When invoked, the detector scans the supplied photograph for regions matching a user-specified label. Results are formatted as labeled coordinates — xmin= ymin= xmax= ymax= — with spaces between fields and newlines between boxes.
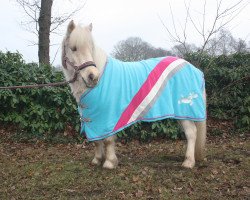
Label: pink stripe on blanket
xmin=113 ymin=56 xmax=178 ymax=131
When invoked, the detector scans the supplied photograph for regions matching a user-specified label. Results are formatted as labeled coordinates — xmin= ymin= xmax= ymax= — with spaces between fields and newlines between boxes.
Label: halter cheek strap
xmin=63 ymin=57 xmax=97 ymax=85
xmin=62 ymin=40 xmax=97 ymax=86
xmin=63 ymin=55 xmax=96 ymax=71
xmin=62 ymin=41 xmax=96 ymax=71
xmin=75 ymin=61 xmax=96 ymax=71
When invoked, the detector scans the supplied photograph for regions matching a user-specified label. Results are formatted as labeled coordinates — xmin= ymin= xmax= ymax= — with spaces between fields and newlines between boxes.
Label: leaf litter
xmin=0 ymin=127 xmax=249 ymax=199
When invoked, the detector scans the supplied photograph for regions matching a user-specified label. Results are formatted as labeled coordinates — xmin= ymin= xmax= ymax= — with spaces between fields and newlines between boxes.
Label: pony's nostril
xmin=88 ymin=73 xmax=94 ymax=81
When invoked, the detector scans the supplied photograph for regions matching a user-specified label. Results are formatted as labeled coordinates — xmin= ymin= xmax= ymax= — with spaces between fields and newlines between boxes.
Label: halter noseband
xmin=63 ymin=56 xmax=96 ymax=71
xmin=62 ymin=47 xmax=97 ymax=84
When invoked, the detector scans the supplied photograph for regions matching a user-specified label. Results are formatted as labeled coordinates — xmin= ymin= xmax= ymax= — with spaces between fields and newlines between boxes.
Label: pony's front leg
xmin=180 ymin=120 xmax=197 ymax=168
xmin=91 ymin=140 xmax=105 ymax=166
xmin=103 ymin=135 xmax=118 ymax=169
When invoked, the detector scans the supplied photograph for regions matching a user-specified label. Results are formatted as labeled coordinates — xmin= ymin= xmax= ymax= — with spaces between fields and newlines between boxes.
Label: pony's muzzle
xmin=88 ymin=73 xmax=99 ymax=86
xmin=80 ymin=68 xmax=100 ymax=88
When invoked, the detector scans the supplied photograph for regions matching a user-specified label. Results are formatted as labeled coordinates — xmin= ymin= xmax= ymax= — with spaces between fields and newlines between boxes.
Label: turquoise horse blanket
xmin=78 ymin=56 xmax=206 ymax=141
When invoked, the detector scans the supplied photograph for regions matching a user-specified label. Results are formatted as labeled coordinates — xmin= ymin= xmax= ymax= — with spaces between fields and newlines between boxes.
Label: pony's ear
xmin=67 ymin=20 xmax=75 ymax=35
xmin=88 ymin=23 xmax=93 ymax=32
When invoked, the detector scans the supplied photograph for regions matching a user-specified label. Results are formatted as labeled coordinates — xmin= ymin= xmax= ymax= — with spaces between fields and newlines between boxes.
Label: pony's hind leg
xmin=194 ymin=121 xmax=206 ymax=161
xmin=180 ymin=120 xmax=197 ymax=168
xmin=91 ymin=140 xmax=105 ymax=166
xmin=103 ymin=135 xmax=118 ymax=169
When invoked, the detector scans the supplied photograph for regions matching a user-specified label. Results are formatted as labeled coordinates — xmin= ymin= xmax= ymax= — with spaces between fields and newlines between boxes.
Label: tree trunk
xmin=38 ymin=0 xmax=53 ymax=65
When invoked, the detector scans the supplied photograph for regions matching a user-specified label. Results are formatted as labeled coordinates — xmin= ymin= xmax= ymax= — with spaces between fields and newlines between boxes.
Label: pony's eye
xmin=71 ymin=46 xmax=77 ymax=51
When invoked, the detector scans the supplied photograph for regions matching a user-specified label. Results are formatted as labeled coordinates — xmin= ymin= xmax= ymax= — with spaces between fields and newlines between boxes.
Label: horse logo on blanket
xmin=78 ymin=56 xmax=206 ymax=141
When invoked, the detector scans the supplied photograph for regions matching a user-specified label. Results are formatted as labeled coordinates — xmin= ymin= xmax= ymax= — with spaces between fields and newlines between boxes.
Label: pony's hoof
xmin=182 ymin=159 xmax=195 ymax=169
xmin=103 ymin=160 xmax=117 ymax=169
xmin=91 ymin=157 xmax=102 ymax=166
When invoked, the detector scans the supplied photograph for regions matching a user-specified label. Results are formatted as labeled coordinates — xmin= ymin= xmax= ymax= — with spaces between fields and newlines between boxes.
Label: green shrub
xmin=185 ymin=52 xmax=250 ymax=132
xmin=0 ymin=51 xmax=79 ymax=138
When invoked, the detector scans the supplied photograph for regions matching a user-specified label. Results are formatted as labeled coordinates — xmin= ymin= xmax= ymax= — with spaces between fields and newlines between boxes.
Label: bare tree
xmin=38 ymin=0 xmax=52 ymax=65
xmin=204 ymin=29 xmax=249 ymax=55
xmin=233 ymin=38 xmax=248 ymax=53
xmin=172 ymin=43 xmax=197 ymax=57
xmin=16 ymin=0 xmax=85 ymax=65
xmin=160 ymin=0 xmax=248 ymax=60
xmin=112 ymin=37 xmax=172 ymax=62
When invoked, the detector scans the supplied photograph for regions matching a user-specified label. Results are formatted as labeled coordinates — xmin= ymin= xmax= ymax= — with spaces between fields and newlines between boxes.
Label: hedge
xmin=185 ymin=53 xmax=250 ymax=131
xmin=0 ymin=52 xmax=79 ymax=140
xmin=0 ymin=51 xmax=249 ymax=141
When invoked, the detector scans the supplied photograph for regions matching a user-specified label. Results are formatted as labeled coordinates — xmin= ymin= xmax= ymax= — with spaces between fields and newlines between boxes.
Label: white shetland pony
xmin=62 ymin=21 xmax=206 ymax=169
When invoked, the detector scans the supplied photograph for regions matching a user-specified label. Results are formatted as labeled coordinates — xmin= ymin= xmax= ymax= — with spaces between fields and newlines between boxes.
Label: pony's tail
xmin=194 ymin=120 xmax=206 ymax=160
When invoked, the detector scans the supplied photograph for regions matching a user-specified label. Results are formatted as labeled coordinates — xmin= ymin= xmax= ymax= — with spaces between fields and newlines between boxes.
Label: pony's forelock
xmin=69 ymin=25 xmax=94 ymax=51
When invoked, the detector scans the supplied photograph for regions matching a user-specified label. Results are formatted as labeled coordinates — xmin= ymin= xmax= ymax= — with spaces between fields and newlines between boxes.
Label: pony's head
xmin=62 ymin=20 xmax=99 ymax=88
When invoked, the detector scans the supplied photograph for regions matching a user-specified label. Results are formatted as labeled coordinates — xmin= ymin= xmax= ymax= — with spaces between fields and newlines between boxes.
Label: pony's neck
xmin=93 ymin=45 xmax=107 ymax=72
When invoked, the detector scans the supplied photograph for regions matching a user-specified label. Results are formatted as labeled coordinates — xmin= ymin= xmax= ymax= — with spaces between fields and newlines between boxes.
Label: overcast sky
xmin=0 ymin=0 xmax=249 ymax=66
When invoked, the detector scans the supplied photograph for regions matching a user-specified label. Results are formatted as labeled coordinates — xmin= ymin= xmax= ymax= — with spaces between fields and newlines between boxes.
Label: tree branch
xmin=160 ymin=0 xmax=248 ymax=59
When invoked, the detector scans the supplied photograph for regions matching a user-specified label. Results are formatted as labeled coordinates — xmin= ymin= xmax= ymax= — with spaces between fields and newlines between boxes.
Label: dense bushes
xmin=185 ymin=53 xmax=250 ymax=132
xmin=0 ymin=51 xmax=249 ymax=142
xmin=0 ymin=51 xmax=79 ymax=139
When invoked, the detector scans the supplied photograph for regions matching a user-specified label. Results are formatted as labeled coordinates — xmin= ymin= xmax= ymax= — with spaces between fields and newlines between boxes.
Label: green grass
xmin=0 ymin=134 xmax=249 ymax=199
